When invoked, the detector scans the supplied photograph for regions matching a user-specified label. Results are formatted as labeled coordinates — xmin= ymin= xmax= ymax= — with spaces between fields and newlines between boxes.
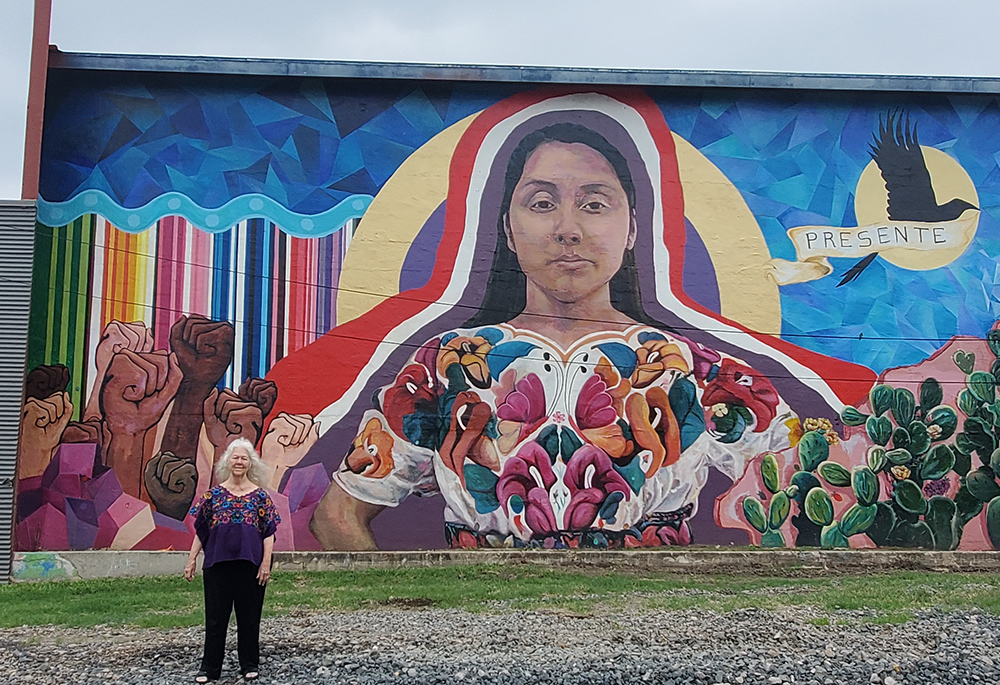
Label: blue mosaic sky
xmin=38 ymin=74 xmax=1000 ymax=372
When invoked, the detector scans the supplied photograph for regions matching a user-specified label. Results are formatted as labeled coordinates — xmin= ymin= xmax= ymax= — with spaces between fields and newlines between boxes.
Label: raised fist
xmin=100 ymin=349 xmax=183 ymax=435
xmin=86 ymin=321 xmax=154 ymax=420
xmin=261 ymin=412 xmax=318 ymax=488
xmin=25 ymin=365 xmax=70 ymax=400
xmin=203 ymin=388 xmax=264 ymax=451
xmin=61 ymin=417 xmax=106 ymax=446
xmin=239 ymin=378 xmax=277 ymax=419
xmin=169 ymin=315 xmax=234 ymax=390
xmin=144 ymin=450 xmax=198 ymax=520
xmin=19 ymin=392 xmax=73 ymax=479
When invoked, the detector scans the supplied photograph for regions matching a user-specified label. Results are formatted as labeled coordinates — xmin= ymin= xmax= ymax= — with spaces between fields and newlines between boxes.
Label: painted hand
xmin=261 ymin=412 xmax=318 ymax=487
xmin=61 ymin=417 xmax=106 ymax=446
xmin=144 ymin=450 xmax=198 ymax=520
xmin=203 ymin=388 xmax=264 ymax=452
xmin=239 ymin=377 xmax=277 ymax=420
xmin=19 ymin=392 xmax=73 ymax=479
xmin=87 ymin=321 xmax=154 ymax=420
xmin=101 ymin=349 xmax=183 ymax=435
xmin=25 ymin=364 xmax=70 ymax=400
xmin=169 ymin=315 xmax=234 ymax=391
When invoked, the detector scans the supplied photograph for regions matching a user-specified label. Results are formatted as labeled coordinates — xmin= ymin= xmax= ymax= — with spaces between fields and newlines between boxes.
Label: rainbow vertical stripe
xmin=27 ymin=215 xmax=359 ymax=417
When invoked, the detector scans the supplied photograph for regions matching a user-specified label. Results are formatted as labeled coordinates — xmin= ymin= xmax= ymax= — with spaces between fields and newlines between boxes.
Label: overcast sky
xmin=4 ymin=0 xmax=1000 ymax=200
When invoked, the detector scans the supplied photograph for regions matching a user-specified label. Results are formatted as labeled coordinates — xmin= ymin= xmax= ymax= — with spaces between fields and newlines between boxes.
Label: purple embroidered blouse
xmin=190 ymin=486 xmax=280 ymax=569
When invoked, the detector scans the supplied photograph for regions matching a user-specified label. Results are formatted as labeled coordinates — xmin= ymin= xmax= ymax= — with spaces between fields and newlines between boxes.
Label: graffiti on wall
xmin=16 ymin=71 xmax=1000 ymax=552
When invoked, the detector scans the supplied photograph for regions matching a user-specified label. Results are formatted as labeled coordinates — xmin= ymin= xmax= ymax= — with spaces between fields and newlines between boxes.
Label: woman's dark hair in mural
xmin=464 ymin=122 xmax=660 ymax=329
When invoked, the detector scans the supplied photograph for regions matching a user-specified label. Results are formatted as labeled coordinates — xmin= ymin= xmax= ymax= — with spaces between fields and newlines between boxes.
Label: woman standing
xmin=184 ymin=438 xmax=280 ymax=682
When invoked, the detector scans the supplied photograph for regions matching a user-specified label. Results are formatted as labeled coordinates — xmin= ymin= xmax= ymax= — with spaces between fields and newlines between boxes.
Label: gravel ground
xmin=1 ymin=601 xmax=998 ymax=685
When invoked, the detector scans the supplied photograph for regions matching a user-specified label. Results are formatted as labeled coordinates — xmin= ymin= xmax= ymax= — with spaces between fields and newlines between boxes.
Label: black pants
xmin=201 ymin=560 xmax=267 ymax=678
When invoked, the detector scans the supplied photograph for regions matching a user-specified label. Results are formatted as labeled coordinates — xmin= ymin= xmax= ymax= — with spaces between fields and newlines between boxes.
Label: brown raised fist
xmin=100 ymin=349 xmax=183 ymax=435
xmin=61 ymin=418 xmax=106 ymax=446
xmin=25 ymin=365 xmax=70 ymax=400
xmin=239 ymin=377 xmax=277 ymax=419
xmin=203 ymin=388 xmax=264 ymax=452
xmin=144 ymin=450 xmax=198 ymax=520
xmin=19 ymin=392 xmax=73 ymax=479
xmin=169 ymin=315 xmax=234 ymax=391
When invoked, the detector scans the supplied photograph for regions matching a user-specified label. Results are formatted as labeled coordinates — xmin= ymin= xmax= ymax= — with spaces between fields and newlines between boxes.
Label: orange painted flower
xmin=343 ymin=418 xmax=395 ymax=478
xmin=595 ymin=357 xmax=631 ymax=415
xmin=786 ymin=418 xmax=804 ymax=447
xmin=437 ymin=336 xmax=492 ymax=389
xmin=630 ymin=339 xmax=689 ymax=389
xmin=626 ymin=386 xmax=682 ymax=474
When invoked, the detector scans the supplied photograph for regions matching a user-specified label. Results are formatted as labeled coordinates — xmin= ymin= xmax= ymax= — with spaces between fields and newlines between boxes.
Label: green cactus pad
xmin=742 ymin=497 xmax=768 ymax=534
xmin=966 ymin=466 xmax=1000 ymax=503
xmin=893 ymin=479 xmax=927 ymax=515
xmin=820 ymin=521 xmax=849 ymax=549
xmin=869 ymin=384 xmax=894 ymax=418
xmin=804 ymin=487 xmax=834 ymax=526
xmin=968 ymin=371 xmax=997 ymax=404
xmin=817 ymin=461 xmax=851 ymax=488
xmin=925 ymin=496 xmax=958 ymax=551
xmin=768 ymin=491 xmax=791 ymax=529
xmin=924 ymin=405 xmax=958 ymax=441
xmin=886 ymin=448 xmax=912 ymax=466
xmin=840 ymin=503 xmax=878 ymax=537
xmin=892 ymin=387 xmax=916 ymax=426
xmin=798 ymin=431 xmax=829 ymax=472
xmin=852 ymin=466 xmax=880 ymax=506
xmin=920 ymin=444 xmax=955 ymax=481
xmin=840 ymin=406 xmax=869 ymax=427
xmin=866 ymin=415 xmax=892 ymax=446
xmin=760 ymin=453 xmax=780 ymax=495
xmin=760 ymin=529 xmax=785 ymax=548
xmin=866 ymin=446 xmax=887 ymax=472
xmin=919 ymin=378 xmax=944 ymax=413
xmin=907 ymin=421 xmax=932 ymax=456
xmin=987 ymin=496 xmax=1000 ymax=550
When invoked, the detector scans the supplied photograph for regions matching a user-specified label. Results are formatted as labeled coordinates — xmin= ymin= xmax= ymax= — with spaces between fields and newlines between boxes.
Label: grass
xmin=1 ymin=566 xmax=999 ymax=630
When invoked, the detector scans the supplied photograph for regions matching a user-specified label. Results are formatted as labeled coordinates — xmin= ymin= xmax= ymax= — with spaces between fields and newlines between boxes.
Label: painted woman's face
xmin=505 ymin=141 xmax=636 ymax=305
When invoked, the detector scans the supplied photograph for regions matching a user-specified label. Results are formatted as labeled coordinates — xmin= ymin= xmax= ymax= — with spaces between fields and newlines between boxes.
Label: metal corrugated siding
xmin=0 ymin=201 xmax=36 ymax=584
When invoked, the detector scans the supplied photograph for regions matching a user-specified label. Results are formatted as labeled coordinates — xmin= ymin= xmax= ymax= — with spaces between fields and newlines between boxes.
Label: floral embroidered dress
xmin=190 ymin=487 xmax=281 ymax=568
xmin=334 ymin=324 xmax=794 ymax=549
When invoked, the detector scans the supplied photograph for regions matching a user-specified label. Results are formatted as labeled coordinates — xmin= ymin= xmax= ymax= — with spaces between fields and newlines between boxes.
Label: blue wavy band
xmin=36 ymin=191 xmax=374 ymax=238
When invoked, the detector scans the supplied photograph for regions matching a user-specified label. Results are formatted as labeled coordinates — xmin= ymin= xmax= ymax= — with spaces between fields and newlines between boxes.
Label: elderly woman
xmin=184 ymin=438 xmax=280 ymax=683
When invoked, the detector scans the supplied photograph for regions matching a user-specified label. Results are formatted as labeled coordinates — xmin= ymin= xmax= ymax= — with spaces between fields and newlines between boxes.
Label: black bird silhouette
xmin=837 ymin=112 xmax=978 ymax=286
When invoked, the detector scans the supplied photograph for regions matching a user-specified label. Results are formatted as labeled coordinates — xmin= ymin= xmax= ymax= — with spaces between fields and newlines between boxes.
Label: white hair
xmin=215 ymin=437 xmax=270 ymax=488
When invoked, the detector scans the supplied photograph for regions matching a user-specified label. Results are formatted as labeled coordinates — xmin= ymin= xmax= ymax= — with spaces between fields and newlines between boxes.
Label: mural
xmin=15 ymin=69 xmax=1000 ymax=552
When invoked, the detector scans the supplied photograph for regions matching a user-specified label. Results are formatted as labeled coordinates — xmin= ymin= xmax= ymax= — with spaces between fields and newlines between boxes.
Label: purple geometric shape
xmin=94 ymin=510 xmax=116 ymax=549
xmin=56 ymin=443 xmax=97 ymax=478
xmin=47 ymin=473 xmax=85 ymax=500
xmin=136 ymin=512 xmax=194 ymax=551
xmin=87 ymin=469 xmax=124 ymax=516
xmin=285 ymin=463 xmax=330 ymax=513
xmin=65 ymin=497 xmax=99 ymax=550
xmin=16 ymin=486 xmax=43 ymax=522
xmin=15 ymin=502 xmax=68 ymax=551
xmin=291 ymin=503 xmax=322 ymax=551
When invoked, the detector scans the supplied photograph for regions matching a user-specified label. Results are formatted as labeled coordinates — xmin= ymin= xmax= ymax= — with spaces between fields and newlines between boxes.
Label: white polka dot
xmin=352 ymin=198 xmax=367 ymax=210
xmin=127 ymin=215 xmax=140 ymax=227
xmin=83 ymin=194 xmax=98 ymax=207
xmin=167 ymin=198 xmax=182 ymax=210
xmin=301 ymin=218 xmax=314 ymax=230
xmin=249 ymin=198 xmax=264 ymax=211
xmin=205 ymin=214 xmax=220 ymax=227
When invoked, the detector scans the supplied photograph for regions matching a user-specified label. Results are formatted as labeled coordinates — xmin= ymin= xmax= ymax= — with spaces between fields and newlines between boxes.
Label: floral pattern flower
xmin=496 ymin=372 xmax=546 ymax=453
xmin=497 ymin=442 xmax=558 ymax=535
xmin=563 ymin=446 xmax=631 ymax=530
xmin=701 ymin=359 xmax=780 ymax=432
xmin=575 ymin=374 xmax=629 ymax=458
xmin=437 ymin=336 xmax=492 ymax=389
xmin=625 ymin=386 xmax=681 ymax=474
xmin=630 ymin=339 xmax=688 ymax=388
xmin=440 ymin=390 xmax=498 ymax=486
xmin=344 ymin=418 xmax=395 ymax=478
xmin=382 ymin=364 xmax=438 ymax=438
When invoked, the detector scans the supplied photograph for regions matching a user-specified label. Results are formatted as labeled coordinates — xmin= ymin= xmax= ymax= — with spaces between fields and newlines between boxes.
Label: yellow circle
xmin=854 ymin=146 xmax=979 ymax=270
